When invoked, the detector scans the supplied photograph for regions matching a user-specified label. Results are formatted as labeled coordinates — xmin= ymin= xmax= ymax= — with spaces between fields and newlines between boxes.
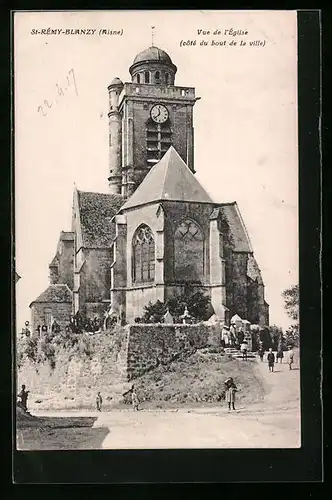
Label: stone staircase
xmin=224 ymin=347 xmax=257 ymax=360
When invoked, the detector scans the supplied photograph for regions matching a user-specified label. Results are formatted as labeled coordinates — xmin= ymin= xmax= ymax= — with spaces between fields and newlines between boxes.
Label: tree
xmin=284 ymin=324 xmax=299 ymax=348
xmin=282 ymin=284 xmax=299 ymax=347
xmin=282 ymin=284 xmax=299 ymax=321
xmin=142 ymin=300 xmax=166 ymax=323
xmin=269 ymin=325 xmax=284 ymax=350
xmin=142 ymin=290 xmax=212 ymax=323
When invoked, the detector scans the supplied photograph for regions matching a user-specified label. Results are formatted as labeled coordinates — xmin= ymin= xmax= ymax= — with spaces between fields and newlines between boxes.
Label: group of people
xmin=96 ymin=386 xmax=140 ymax=412
xmin=263 ymin=346 xmax=295 ymax=372
xmin=221 ymin=325 xmax=243 ymax=349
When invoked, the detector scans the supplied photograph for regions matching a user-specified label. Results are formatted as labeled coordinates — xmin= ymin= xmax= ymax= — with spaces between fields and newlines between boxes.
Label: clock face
xmin=150 ymin=104 xmax=169 ymax=124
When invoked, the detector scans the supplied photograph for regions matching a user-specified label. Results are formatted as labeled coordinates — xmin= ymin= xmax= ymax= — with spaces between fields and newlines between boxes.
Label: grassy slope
xmin=132 ymin=348 xmax=265 ymax=409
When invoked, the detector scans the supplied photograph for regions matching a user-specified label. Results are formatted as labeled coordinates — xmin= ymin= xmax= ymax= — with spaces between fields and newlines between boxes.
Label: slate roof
xmin=121 ymin=146 xmax=213 ymax=211
xmin=30 ymin=284 xmax=72 ymax=306
xmin=77 ymin=190 xmax=124 ymax=248
xmin=211 ymin=204 xmax=253 ymax=253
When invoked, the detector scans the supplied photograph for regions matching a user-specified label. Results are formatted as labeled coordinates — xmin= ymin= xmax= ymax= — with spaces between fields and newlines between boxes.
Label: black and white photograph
xmin=14 ymin=10 xmax=301 ymax=451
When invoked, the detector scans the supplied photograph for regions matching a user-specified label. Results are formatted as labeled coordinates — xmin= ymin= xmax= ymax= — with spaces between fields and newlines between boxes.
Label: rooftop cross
xmin=151 ymin=26 xmax=155 ymax=46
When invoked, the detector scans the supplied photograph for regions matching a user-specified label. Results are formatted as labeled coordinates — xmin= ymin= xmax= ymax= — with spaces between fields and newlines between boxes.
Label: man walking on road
xmin=267 ymin=348 xmax=275 ymax=372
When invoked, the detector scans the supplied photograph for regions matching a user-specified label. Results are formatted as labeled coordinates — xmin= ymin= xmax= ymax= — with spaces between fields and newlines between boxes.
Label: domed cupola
xmin=129 ymin=46 xmax=177 ymax=86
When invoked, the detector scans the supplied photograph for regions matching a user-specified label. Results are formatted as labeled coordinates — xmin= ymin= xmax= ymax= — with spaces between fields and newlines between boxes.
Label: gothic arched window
xmin=137 ymin=74 xmax=140 ymax=83
xmin=174 ymin=219 xmax=204 ymax=282
xmin=144 ymin=71 xmax=150 ymax=84
xmin=132 ymin=225 xmax=155 ymax=283
xmin=155 ymin=71 xmax=160 ymax=84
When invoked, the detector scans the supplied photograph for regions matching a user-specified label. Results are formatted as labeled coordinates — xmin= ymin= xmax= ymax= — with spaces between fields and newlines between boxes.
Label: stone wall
xmin=58 ymin=239 xmax=74 ymax=290
xmin=31 ymin=302 xmax=72 ymax=334
xmin=125 ymin=323 xmax=221 ymax=379
xmin=17 ymin=323 xmax=223 ymax=409
xmin=17 ymin=327 xmax=131 ymax=410
xmin=77 ymin=248 xmax=112 ymax=316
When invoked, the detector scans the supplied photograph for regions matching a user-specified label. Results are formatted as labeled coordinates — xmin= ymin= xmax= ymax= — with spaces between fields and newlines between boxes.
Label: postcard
xmin=14 ymin=10 xmax=301 ymax=452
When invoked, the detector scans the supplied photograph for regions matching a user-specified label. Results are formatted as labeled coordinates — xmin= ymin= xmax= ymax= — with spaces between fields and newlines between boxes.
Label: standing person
xmin=267 ymin=348 xmax=275 ymax=372
xmin=223 ymin=330 xmax=229 ymax=347
xmin=224 ymin=377 xmax=237 ymax=411
xmin=96 ymin=392 xmax=103 ymax=412
xmin=276 ymin=347 xmax=284 ymax=364
xmin=240 ymin=340 xmax=248 ymax=361
xmin=131 ymin=386 xmax=139 ymax=411
xmin=288 ymin=347 xmax=294 ymax=370
xmin=258 ymin=345 xmax=265 ymax=362
xmin=18 ymin=384 xmax=29 ymax=412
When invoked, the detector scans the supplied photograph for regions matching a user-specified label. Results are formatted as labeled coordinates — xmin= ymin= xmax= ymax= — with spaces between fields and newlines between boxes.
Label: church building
xmin=30 ymin=45 xmax=269 ymax=332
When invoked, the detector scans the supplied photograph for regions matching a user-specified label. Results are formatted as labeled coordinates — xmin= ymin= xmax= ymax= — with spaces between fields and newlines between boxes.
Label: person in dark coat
xmin=276 ymin=347 xmax=284 ymax=363
xmin=96 ymin=392 xmax=102 ymax=411
xmin=224 ymin=377 xmax=237 ymax=411
xmin=267 ymin=348 xmax=275 ymax=372
xmin=18 ymin=384 xmax=29 ymax=412
xmin=258 ymin=346 xmax=265 ymax=362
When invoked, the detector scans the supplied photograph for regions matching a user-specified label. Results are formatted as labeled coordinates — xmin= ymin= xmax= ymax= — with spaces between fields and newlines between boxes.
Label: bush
xmin=24 ymin=337 xmax=38 ymax=363
xmin=38 ymin=338 xmax=56 ymax=370
xmin=142 ymin=290 xmax=212 ymax=323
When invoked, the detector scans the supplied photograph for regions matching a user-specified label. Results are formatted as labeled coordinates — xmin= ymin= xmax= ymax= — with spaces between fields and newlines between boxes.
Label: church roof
xmin=30 ymin=284 xmax=72 ymax=306
xmin=132 ymin=46 xmax=173 ymax=66
xmin=77 ymin=190 xmax=124 ymax=248
xmin=109 ymin=77 xmax=123 ymax=86
xmin=211 ymin=204 xmax=253 ymax=253
xmin=120 ymin=146 xmax=214 ymax=211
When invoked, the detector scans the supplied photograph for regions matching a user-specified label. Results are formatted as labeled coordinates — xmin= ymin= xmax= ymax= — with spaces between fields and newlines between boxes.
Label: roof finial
xmin=151 ymin=26 xmax=155 ymax=47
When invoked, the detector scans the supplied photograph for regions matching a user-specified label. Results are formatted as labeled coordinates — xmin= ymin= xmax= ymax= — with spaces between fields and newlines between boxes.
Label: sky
xmin=14 ymin=10 xmax=298 ymax=331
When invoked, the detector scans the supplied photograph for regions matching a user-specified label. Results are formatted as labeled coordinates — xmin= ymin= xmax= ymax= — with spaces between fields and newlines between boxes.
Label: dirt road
xmin=27 ymin=357 xmax=300 ymax=449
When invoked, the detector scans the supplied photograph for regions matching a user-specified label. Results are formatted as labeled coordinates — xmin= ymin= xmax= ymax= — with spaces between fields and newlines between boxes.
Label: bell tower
xmin=107 ymin=46 xmax=198 ymax=198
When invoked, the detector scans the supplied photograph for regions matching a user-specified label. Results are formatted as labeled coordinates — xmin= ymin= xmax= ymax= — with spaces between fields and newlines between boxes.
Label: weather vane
xmin=151 ymin=26 xmax=155 ymax=46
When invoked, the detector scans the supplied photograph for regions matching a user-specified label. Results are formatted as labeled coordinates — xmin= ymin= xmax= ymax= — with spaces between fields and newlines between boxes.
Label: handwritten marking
xmin=37 ymin=68 xmax=78 ymax=117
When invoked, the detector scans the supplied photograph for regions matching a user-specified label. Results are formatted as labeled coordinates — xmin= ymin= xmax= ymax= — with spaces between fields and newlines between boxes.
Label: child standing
xmin=224 ymin=377 xmax=237 ymax=411
xmin=240 ymin=340 xmax=248 ymax=360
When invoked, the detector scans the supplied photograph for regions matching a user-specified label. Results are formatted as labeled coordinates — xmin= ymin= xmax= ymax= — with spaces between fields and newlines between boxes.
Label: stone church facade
xmin=30 ymin=45 xmax=269 ymax=332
